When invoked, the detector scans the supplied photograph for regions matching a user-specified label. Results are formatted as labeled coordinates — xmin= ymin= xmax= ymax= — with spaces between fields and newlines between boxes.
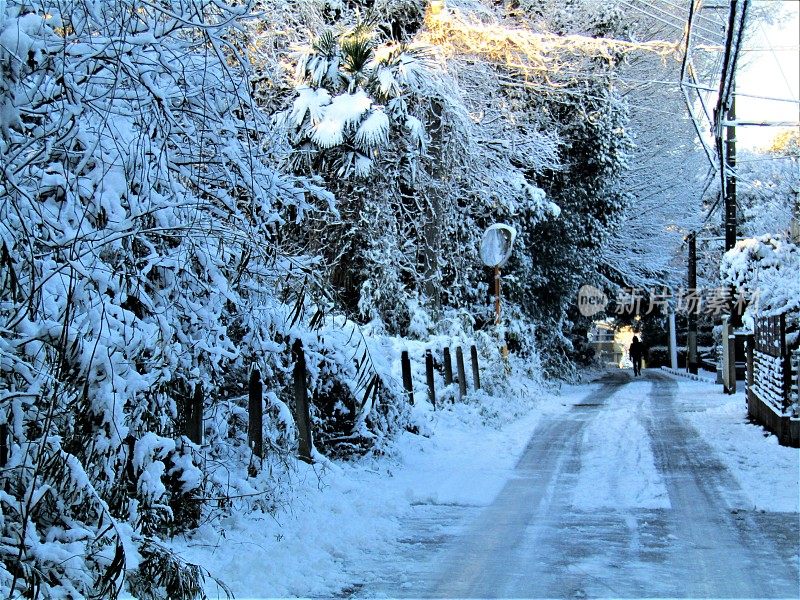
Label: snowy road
xmin=353 ymin=371 xmax=800 ymax=598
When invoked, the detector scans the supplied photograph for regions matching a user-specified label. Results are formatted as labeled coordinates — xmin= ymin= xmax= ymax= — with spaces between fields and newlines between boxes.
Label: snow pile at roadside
xmin=677 ymin=379 xmax=799 ymax=513
xmin=167 ymin=371 xmax=564 ymax=598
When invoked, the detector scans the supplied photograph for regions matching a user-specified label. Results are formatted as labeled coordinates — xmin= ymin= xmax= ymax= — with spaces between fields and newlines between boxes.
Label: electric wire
xmin=617 ymin=0 xmax=719 ymax=46
xmin=683 ymin=81 xmax=800 ymax=103
xmin=625 ymin=0 xmax=722 ymax=43
xmin=632 ymin=0 xmax=726 ymax=42
xmin=658 ymin=0 xmax=729 ymax=34
xmin=734 ymin=154 xmax=797 ymax=162
xmin=755 ymin=19 xmax=798 ymax=103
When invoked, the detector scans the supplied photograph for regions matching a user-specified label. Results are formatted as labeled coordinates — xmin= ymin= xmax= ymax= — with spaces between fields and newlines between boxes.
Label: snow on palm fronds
xmin=286 ymin=21 xmax=431 ymax=178
xmin=312 ymin=90 xmax=373 ymax=147
xmin=356 ymin=108 xmax=391 ymax=147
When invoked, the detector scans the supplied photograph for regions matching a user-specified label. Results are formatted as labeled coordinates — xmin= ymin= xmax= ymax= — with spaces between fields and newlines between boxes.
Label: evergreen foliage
xmin=0 ymin=0 xmax=743 ymax=594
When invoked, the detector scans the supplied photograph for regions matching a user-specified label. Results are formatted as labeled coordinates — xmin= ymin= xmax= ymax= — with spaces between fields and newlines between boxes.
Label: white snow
xmin=404 ymin=115 xmax=426 ymax=147
xmin=673 ymin=377 xmax=800 ymax=513
xmin=572 ymin=382 xmax=671 ymax=510
xmin=169 ymin=375 xmax=572 ymax=598
xmin=353 ymin=153 xmax=373 ymax=177
xmin=288 ymin=86 xmax=330 ymax=128
xmin=160 ymin=373 xmax=797 ymax=598
xmin=376 ymin=67 xmax=400 ymax=97
xmin=311 ymin=90 xmax=372 ymax=148
xmin=355 ymin=108 xmax=390 ymax=147
xmin=721 ymin=234 xmax=800 ymax=317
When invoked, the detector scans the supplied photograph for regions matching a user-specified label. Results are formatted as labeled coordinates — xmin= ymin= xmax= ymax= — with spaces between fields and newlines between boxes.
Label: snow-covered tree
xmin=696 ymin=130 xmax=800 ymax=296
xmin=0 ymin=0 xmax=340 ymax=595
xmin=281 ymin=19 xmax=438 ymax=331
xmin=718 ymin=132 xmax=800 ymax=325
xmin=269 ymin=0 xmax=706 ymax=373
xmin=721 ymin=235 xmax=800 ymax=319
xmin=738 ymin=132 xmax=799 ymax=240
xmin=590 ymin=0 xmax=714 ymax=292
xmin=278 ymin=11 xmax=564 ymax=336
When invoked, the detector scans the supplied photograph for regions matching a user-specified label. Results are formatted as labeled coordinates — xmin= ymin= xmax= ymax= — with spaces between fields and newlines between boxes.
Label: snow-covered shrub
xmin=0 ymin=0 xmax=329 ymax=595
xmin=721 ymin=234 xmax=800 ymax=319
xmin=126 ymin=537 xmax=232 ymax=600
xmin=299 ymin=314 xmax=414 ymax=457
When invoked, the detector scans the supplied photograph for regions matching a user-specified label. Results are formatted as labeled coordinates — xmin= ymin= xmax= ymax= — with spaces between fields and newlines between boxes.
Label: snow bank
xmin=676 ymin=379 xmax=799 ymax=513
xmin=169 ymin=370 xmax=560 ymax=598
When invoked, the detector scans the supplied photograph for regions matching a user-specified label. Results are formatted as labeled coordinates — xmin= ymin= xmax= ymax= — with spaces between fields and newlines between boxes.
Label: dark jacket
xmin=630 ymin=338 xmax=644 ymax=361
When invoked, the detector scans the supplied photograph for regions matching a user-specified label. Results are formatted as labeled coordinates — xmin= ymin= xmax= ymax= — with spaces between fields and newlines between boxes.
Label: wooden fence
xmin=400 ymin=344 xmax=482 ymax=408
xmin=746 ymin=314 xmax=799 ymax=447
xmin=0 ymin=341 xmax=485 ymax=470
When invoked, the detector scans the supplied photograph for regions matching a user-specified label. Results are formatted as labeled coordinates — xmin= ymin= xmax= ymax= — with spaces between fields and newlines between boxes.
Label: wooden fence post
xmin=470 ymin=345 xmax=481 ymax=390
xmin=186 ymin=382 xmax=204 ymax=444
xmin=425 ymin=349 xmax=436 ymax=409
xmin=401 ymin=350 xmax=414 ymax=405
xmin=0 ymin=423 xmax=7 ymax=467
xmin=780 ymin=314 xmax=792 ymax=408
xmin=456 ymin=347 xmax=467 ymax=400
xmin=443 ymin=347 xmax=453 ymax=386
xmin=293 ymin=339 xmax=313 ymax=463
xmin=744 ymin=334 xmax=754 ymax=407
xmin=248 ymin=369 xmax=263 ymax=459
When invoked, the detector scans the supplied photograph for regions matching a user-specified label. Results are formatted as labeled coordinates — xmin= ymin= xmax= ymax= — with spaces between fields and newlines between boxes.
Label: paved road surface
xmin=350 ymin=371 xmax=800 ymax=598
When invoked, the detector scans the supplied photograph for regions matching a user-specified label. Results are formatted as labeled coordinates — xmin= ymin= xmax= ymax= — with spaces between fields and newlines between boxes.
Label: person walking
xmin=630 ymin=336 xmax=644 ymax=376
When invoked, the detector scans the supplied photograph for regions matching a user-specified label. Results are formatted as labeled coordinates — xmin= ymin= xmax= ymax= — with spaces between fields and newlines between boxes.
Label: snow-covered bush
xmin=0 ymin=0 xmax=340 ymax=595
xmin=721 ymin=234 xmax=800 ymax=319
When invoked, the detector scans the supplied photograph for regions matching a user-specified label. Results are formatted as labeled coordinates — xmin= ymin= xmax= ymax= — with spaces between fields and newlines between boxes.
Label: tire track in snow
xmin=425 ymin=375 xmax=628 ymax=598
xmin=350 ymin=371 xmax=799 ymax=598
xmin=643 ymin=371 xmax=799 ymax=598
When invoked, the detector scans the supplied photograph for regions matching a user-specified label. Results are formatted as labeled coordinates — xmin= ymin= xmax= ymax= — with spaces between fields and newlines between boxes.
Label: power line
xmin=617 ymin=0 xmax=719 ymax=46
xmin=755 ymin=19 xmax=798 ymax=103
xmin=658 ymin=0 xmax=727 ymax=34
xmin=712 ymin=0 xmax=749 ymax=210
xmin=682 ymin=81 xmax=800 ymax=104
xmin=631 ymin=0 xmax=725 ymax=43
xmin=735 ymin=155 xmax=798 ymax=162
xmin=725 ymin=120 xmax=800 ymax=127
xmin=742 ymin=46 xmax=799 ymax=52
xmin=715 ymin=0 xmax=748 ymax=122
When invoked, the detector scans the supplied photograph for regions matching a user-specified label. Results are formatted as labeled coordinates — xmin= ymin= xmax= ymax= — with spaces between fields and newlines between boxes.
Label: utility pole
xmin=724 ymin=85 xmax=737 ymax=254
xmin=687 ymin=233 xmax=698 ymax=375
xmin=720 ymin=82 xmax=739 ymax=392
xmin=668 ymin=308 xmax=678 ymax=370
xmin=725 ymin=82 xmax=742 ymax=327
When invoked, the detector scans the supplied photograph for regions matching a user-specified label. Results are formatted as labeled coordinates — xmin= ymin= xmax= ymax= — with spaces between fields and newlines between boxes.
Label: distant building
xmin=588 ymin=321 xmax=625 ymax=368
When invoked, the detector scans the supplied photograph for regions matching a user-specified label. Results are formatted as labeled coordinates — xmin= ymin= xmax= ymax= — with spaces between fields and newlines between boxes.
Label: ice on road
xmin=353 ymin=371 xmax=800 ymax=598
